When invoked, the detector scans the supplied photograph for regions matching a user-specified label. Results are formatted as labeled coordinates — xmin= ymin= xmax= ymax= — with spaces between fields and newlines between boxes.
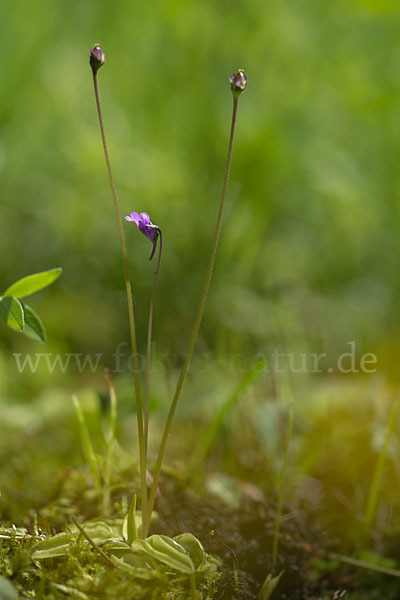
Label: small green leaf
xmin=258 ymin=571 xmax=283 ymax=600
xmin=103 ymin=539 xmax=135 ymax=555
xmin=70 ymin=521 xmax=114 ymax=545
xmin=0 ymin=576 xmax=18 ymax=600
xmin=32 ymin=532 xmax=74 ymax=560
xmin=173 ymin=533 xmax=206 ymax=570
xmin=112 ymin=555 xmax=167 ymax=580
xmin=126 ymin=494 xmax=139 ymax=544
xmin=0 ymin=296 xmax=24 ymax=332
xmin=21 ymin=304 xmax=46 ymax=342
xmin=131 ymin=535 xmax=195 ymax=574
xmin=3 ymin=268 xmax=62 ymax=299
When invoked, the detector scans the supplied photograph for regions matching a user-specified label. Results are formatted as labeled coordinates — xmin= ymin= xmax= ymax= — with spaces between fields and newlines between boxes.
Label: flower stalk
xmin=124 ymin=212 xmax=162 ymax=457
xmin=89 ymin=44 xmax=149 ymax=536
xmin=144 ymin=229 xmax=162 ymax=456
xmin=144 ymin=71 xmax=247 ymax=536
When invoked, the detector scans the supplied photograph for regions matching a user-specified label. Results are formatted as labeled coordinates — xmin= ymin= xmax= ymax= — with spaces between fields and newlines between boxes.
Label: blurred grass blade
xmin=258 ymin=571 xmax=283 ymax=599
xmin=3 ymin=268 xmax=62 ymax=299
xmin=72 ymin=395 xmax=101 ymax=493
xmin=363 ymin=397 xmax=400 ymax=532
xmin=328 ymin=552 xmax=400 ymax=578
xmin=0 ymin=296 xmax=24 ymax=332
xmin=272 ymin=408 xmax=293 ymax=567
xmin=103 ymin=375 xmax=117 ymax=512
xmin=21 ymin=303 xmax=46 ymax=342
xmin=188 ymin=360 xmax=266 ymax=473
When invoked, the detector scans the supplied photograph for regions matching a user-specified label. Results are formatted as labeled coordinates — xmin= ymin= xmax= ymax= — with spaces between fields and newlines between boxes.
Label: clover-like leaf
xmin=0 ymin=296 xmax=24 ymax=332
xmin=3 ymin=268 xmax=62 ymax=299
xmin=21 ymin=304 xmax=46 ymax=342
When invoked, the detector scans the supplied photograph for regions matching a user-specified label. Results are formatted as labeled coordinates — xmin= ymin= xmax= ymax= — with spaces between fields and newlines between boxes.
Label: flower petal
xmin=139 ymin=212 xmax=151 ymax=225
xmin=125 ymin=211 xmax=160 ymax=252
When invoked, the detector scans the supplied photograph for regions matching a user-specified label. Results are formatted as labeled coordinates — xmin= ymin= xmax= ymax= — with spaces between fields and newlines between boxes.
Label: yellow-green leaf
xmin=32 ymin=532 xmax=74 ymax=560
xmin=258 ymin=571 xmax=283 ymax=600
xmin=3 ymin=268 xmax=62 ymax=299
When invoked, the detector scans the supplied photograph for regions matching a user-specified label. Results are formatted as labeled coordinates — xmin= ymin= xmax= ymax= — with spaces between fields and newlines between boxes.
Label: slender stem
xmin=71 ymin=516 xmax=115 ymax=567
xmin=144 ymin=95 xmax=241 ymax=536
xmin=272 ymin=408 xmax=293 ymax=567
xmin=144 ymin=231 xmax=163 ymax=459
xmin=103 ymin=375 xmax=117 ymax=513
xmin=189 ymin=573 xmax=197 ymax=600
xmin=92 ymin=72 xmax=148 ymax=537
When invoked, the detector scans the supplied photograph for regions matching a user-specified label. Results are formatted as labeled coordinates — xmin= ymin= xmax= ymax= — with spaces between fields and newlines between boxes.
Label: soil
xmin=154 ymin=475 xmax=326 ymax=599
xmin=33 ymin=468 xmax=400 ymax=599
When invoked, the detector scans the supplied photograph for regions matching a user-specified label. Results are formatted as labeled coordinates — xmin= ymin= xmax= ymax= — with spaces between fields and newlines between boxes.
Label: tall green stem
xmin=272 ymin=408 xmax=293 ymax=567
xmin=92 ymin=71 xmax=148 ymax=537
xmin=189 ymin=573 xmax=198 ymax=600
xmin=363 ymin=397 xmax=400 ymax=537
xmin=144 ymin=95 xmax=241 ymax=536
xmin=144 ymin=231 xmax=163 ymax=458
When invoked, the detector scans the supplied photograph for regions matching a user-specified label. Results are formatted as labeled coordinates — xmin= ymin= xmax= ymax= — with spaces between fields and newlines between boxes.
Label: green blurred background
xmin=3 ymin=0 xmax=400 ymax=379
xmin=2 ymin=0 xmax=400 ymax=531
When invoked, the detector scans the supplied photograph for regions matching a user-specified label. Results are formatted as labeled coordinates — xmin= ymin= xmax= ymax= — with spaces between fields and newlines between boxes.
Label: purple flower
xmin=229 ymin=69 xmax=248 ymax=95
xmin=125 ymin=212 xmax=160 ymax=260
xmin=89 ymin=44 xmax=106 ymax=75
